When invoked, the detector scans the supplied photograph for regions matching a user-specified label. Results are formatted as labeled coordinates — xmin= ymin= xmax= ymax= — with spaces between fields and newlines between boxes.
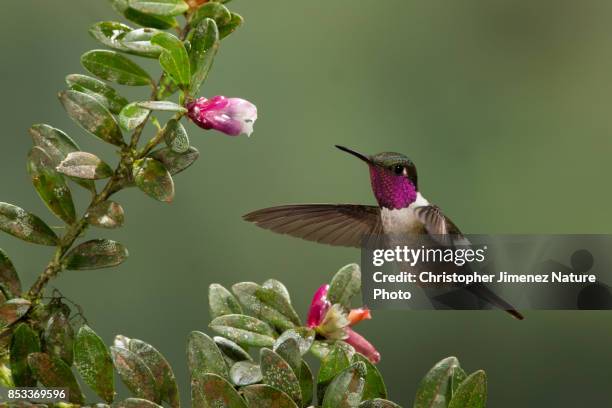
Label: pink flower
xmin=306 ymin=283 xmax=380 ymax=363
xmin=186 ymin=96 xmax=257 ymax=137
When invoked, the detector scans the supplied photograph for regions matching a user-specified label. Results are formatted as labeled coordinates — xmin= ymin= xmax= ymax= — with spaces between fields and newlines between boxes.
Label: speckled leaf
xmin=10 ymin=323 xmax=41 ymax=386
xmin=451 ymin=365 xmax=467 ymax=398
xmin=328 ymin=263 xmax=361 ymax=309
xmin=86 ymin=201 xmax=125 ymax=229
xmin=29 ymin=124 xmax=95 ymax=192
xmin=260 ymin=348 xmax=302 ymax=405
xmin=81 ymin=50 xmax=152 ymax=86
xmin=128 ymin=0 xmax=188 ymax=16
xmin=0 ymin=299 xmax=30 ymax=331
xmin=110 ymin=0 xmax=177 ymax=29
xmin=219 ymin=13 xmax=243 ymax=39
xmin=89 ymin=22 xmax=162 ymax=58
xmin=322 ymin=362 xmax=366 ymax=408
xmin=310 ymin=340 xmax=332 ymax=360
xmin=44 ymin=311 xmax=74 ymax=365
xmin=262 ymin=279 xmax=291 ymax=304
xmin=318 ymin=343 xmax=354 ymax=386
xmin=63 ymin=239 xmax=128 ymax=270
xmin=208 ymin=284 xmax=242 ymax=319
xmin=241 ymin=384 xmax=298 ymax=408
xmin=299 ymin=360 xmax=314 ymax=406
xmin=359 ymin=399 xmax=402 ymax=408
xmin=151 ymin=32 xmax=190 ymax=87
xmin=191 ymin=373 xmax=247 ymax=408
xmin=188 ymin=18 xmax=219 ymax=95
xmin=74 ymin=325 xmax=114 ymax=403
xmin=414 ymin=356 xmax=462 ymax=408
xmin=0 ymin=249 xmax=20 ymax=297
xmin=66 ymin=74 xmax=128 ymax=114
xmin=28 ymin=352 xmax=85 ymax=404
xmin=115 ymin=398 xmax=163 ymax=408
xmin=129 ymin=339 xmax=179 ymax=408
xmin=56 ymin=152 xmax=113 ymax=180
xmin=275 ymin=328 xmax=315 ymax=356
xmin=209 ymin=314 xmax=276 ymax=348
xmin=191 ymin=2 xmax=231 ymax=26
xmin=111 ymin=346 xmax=158 ymax=402
xmin=0 ymin=203 xmax=58 ymax=245
xmin=59 ymin=90 xmax=124 ymax=145
xmin=187 ymin=331 xmax=228 ymax=380
xmin=232 ymin=282 xmax=300 ymax=332
xmin=229 ymin=361 xmax=261 ymax=386
xmin=132 ymin=158 xmax=175 ymax=203
xmin=148 ymin=146 xmax=199 ymax=176
xmin=214 ymin=336 xmax=251 ymax=364
xmin=119 ymin=103 xmax=149 ymax=131
xmin=273 ymin=337 xmax=300 ymax=375
xmin=352 ymin=353 xmax=387 ymax=400
xmin=137 ymin=101 xmax=186 ymax=112
xmin=27 ymin=147 xmax=76 ymax=224
xmin=448 ymin=371 xmax=486 ymax=408
xmin=163 ymin=119 xmax=189 ymax=153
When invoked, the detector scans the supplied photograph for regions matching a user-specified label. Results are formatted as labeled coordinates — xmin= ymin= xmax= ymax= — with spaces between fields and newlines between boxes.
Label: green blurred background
xmin=1 ymin=1 xmax=612 ymax=406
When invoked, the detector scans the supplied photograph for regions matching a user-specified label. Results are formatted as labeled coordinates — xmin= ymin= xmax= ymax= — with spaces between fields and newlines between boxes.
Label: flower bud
xmin=307 ymin=284 xmax=330 ymax=327
xmin=186 ymin=96 xmax=258 ymax=137
xmin=348 ymin=307 xmax=372 ymax=326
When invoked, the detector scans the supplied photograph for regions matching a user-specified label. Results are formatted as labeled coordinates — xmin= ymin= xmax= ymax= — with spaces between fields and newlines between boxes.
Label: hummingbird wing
xmin=243 ymin=204 xmax=383 ymax=247
xmin=414 ymin=205 xmax=524 ymax=320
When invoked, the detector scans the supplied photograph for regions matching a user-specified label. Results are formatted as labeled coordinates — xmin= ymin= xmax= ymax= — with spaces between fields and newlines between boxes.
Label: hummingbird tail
xmin=468 ymin=283 xmax=524 ymax=320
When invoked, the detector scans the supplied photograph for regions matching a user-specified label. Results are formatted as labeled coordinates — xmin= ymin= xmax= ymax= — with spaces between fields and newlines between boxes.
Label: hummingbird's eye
xmin=393 ymin=164 xmax=404 ymax=175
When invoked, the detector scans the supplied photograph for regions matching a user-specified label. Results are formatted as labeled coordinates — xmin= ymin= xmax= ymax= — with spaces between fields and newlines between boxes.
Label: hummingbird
xmin=243 ymin=145 xmax=523 ymax=320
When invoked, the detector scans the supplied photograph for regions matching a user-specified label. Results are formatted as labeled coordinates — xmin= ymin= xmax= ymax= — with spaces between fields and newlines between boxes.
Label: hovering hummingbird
xmin=243 ymin=145 xmax=523 ymax=320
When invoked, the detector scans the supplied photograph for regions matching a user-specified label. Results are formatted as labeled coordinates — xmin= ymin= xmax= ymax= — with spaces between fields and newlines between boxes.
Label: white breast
xmin=381 ymin=193 xmax=430 ymax=234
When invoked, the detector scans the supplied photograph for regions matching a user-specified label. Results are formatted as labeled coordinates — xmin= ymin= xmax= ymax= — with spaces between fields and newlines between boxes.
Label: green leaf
xmin=86 ymin=201 xmax=125 ymax=229
xmin=359 ymin=399 xmax=402 ymax=408
xmin=0 ymin=248 xmax=21 ymax=297
xmin=352 ymin=353 xmax=387 ymax=400
xmin=322 ymin=362 xmax=366 ymax=408
xmin=187 ymin=331 xmax=228 ymax=380
xmin=43 ymin=311 xmax=74 ymax=365
xmin=74 ymin=325 xmax=115 ymax=403
xmin=129 ymin=339 xmax=180 ymax=408
xmin=214 ymin=336 xmax=252 ymax=364
xmin=27 ymin=147 xmax=76 ymax=224
xmin=414 ymin=356 xmax=463 ymax=408
xmin=149 ymin=146 xmax=199 ymax=176
xmin=81 ymin=50 xmax=152 ymax=86
xmin=151 ymin=32 xmax=190 ymax=87
xmin=229 ymin=361 xmax=261 ymax=386
xmin=128 ymin=0 xmax=189 ymax=16
xmin=299 ymin=360 xmax=314 ymax=406
xmin=209 ymin=314 xmax=276 ymax=348
xmin=0 ymin=202 xmax=58 ymax=246
xmin=260 ymin=348 xmax=302 ymax=406
xmin=58 ymin=90 xmax=124 ymax=145
xmin=163 ymin=119 xmax=190 ymax=153
xmin=63 ymin=239 xmax=129 ymax=270
xmin=137 ymin=101 xmax=186 ymax=112
xmin=219 ymin=13 xmax=244 ymax=39
xmin=119 ymin=102 xmax=150 ymax=131
xmin=273 ymin=337 xmax=300 ymax=375
xmin=110 ymin=0 xmax=177 ymax=29
xmin=156 ymin=72 xmax=179 ymax=99
xmin=191 ymin=2 xmax=231 ymax=27
xmin=241 ymin=384 xmax=299 ymax=408
xmin=274 ymin=328 xmax=315 ymax=356
xmin=232 ymin=282 xmax=301 ymax=332
xmin=28 ymin=352 xmax=85 ymax=404
xmin=111 ymin=346 xmax=158 ymax=402
xmin=451 ymin=365 xmax=468 ymax=399
xmin=132 ymin=158 xmax=175 ymax=203
xmin=328 ymin=263 xmax=361 ymax=308
xmin=0 ymin=298 xmax=31 ymax=329
xmin=191 ymin=373 xmax=247 ymax=408
xmin=318 ymin=343 xmax=354 ymax=386
xmin=448 ymin=371 xmax=487 ymax=408
xmin=89 ymin=22 xmax=162 ymax=58
xmin=10 ymin=323 xmax=41 ymax=386
xmin=115 ymin=398 xmax=163 ymax=408
xmin=66 ymin=74 xmax=128 ymax=114
xmin=262 ymin=279 xmax=291 ymax=303
xmin=29 ymin=124 xmax=94 ymax=192
xmin=188 ymin=18 xmax=219 ymax=95
xmin=56 ymin=151 xmax=114 ymax=180
xmin=208 ymin=283 xmax=242 ymax=319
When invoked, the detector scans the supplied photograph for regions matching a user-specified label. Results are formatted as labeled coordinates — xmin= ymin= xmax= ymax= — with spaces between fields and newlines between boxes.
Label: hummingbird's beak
xmin=335 ymin=145 xmax=372 ymax=164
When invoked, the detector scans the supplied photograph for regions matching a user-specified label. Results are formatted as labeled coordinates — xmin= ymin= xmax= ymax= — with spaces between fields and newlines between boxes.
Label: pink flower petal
xmin=187 ymin=96 xmax=257 ymax=137
xmin=345 ymin=327 xmax=380 ymax=364
xmin=348 ymin=307 xmax=372 ymax=326
xmin=307 ymin=284 xmax=330 ymax=327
